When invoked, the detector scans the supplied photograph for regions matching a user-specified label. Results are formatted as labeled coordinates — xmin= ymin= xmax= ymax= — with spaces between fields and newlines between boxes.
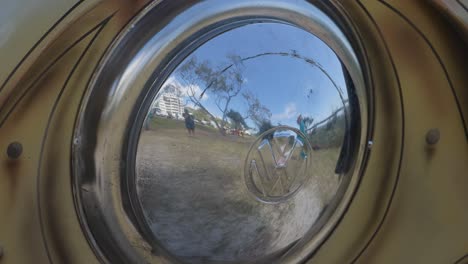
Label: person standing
xmin=183 ymin=111 xmax=195 ymax=136
xmin=297 ymin=114 xmax=308 ymax=159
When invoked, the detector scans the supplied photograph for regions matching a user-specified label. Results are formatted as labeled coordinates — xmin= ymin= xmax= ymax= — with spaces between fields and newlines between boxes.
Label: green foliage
xmin=177 ymin=55 xmax=246 ymax=134
xmin=226 ymin=109 xmax=249 ymax=130
xmin=242 ymin=90 xmax=272 ymax=129
xmin=309 ymin=113 xmax=346 ymax=148
xmin=258 ymin=120 xmax=274 ymax=139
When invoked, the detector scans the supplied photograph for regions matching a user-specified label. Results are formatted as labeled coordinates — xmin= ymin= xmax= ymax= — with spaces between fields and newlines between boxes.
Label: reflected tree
xmin=226 ymin=109 xmax=249 ymax=130
xmin=308 ymin=107 xmax=347 ymax=149
xmin=258 ymin=120 xmax=274 ymax=139
xmin=176 ymin=50 xmax=347 ymax=136
xmin=178 ymin=56 xmax=246 ymax=135
xmin=242 ymin=90 xmax=272 ymax=131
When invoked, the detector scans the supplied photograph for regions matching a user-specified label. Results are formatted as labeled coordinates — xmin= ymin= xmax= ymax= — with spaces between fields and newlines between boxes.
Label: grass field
xmin=136 ymin=117 xmax=341 ymax=262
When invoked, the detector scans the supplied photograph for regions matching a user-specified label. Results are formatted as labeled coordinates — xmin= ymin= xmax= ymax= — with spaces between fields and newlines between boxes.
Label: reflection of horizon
xmin=136 ymin=124 xmax=331 ymax=261
xmin=150 ymin=80 xmax=349 ymax=136
xmin=146 ymin=19 xmax=352 ymax=136
xmin=134 ymin=22 xmax=355 ymax=262
xmin=154 ymin=50 xmax=350 ymax=132
xmin=307 ymin=100 xmax=349 ymax=132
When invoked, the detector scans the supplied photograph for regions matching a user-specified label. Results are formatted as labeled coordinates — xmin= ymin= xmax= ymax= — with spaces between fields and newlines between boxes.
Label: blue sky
xmin=165 ymin=22 xmax=348 ymax=129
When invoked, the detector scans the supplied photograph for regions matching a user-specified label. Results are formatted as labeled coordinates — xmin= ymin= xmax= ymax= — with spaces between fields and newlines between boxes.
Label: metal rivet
xmin=425 ymin=129 xmax=440 ymax=145
xmin=7 ymin=142 xmax=22 ymax=159
xmin=367 ymin=140 xmax=374 ymax=150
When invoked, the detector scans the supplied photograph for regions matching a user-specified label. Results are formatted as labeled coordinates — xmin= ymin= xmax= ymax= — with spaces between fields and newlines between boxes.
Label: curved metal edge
xmin=430 ymin=0 xmax=468 ymax=44
xmin=72 ymin=1 xmax=368 ymax=263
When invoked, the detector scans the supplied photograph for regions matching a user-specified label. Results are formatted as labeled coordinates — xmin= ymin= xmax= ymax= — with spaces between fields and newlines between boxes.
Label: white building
xmin=151 ymin=84 xmax=184 ymax=119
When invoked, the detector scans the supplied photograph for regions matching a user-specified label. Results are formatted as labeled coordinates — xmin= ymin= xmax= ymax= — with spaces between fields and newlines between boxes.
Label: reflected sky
xmin=156 ymin=22 xmax=347 ymax=131
xmin=138 ymin=21 xmax=352 ymax=262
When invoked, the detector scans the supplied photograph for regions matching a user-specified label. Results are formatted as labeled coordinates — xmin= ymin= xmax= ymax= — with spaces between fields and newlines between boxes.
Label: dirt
xmin=136 ymin=119 xmax=340 ymax=262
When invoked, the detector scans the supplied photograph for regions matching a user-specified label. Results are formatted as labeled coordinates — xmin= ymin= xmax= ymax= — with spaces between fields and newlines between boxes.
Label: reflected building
xmin=135 ymin=22 xmax=358 ymax=263
xmin=151 ymin=84 xmax=184 ymax=119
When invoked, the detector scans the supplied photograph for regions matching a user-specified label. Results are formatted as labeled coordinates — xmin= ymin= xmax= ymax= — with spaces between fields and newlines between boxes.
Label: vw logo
xmin=244 ymin=126 xmax=312 ymax=203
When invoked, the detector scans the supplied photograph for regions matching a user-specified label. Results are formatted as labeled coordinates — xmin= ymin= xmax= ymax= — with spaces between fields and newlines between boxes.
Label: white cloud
xmin=164 ymin=76 xmax=209 ymax=101
xmin=272 ymin=102 xmax=297 ymax=120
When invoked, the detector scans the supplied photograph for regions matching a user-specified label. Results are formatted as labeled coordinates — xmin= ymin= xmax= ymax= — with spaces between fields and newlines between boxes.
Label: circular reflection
xmin=136 ymin=22 xmax=353 ymax=263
